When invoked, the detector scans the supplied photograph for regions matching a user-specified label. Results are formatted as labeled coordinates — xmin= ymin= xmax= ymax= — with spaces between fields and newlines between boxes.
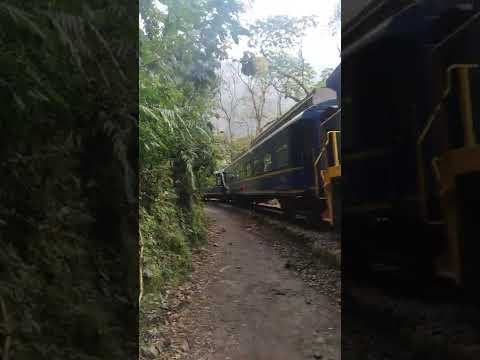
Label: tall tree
xmin=236 ymin=57 xmax=273 ymax=134
xmin=245 ymin=15 xmax=318 ymax=102
xmin=217 ymin=62 xmax=241 ymax=143
xmin=329 ymin=0 xmax=341 ymax=37
xmin=329 ymin=1 xmax=341 ymax=54
xmin=268 ymin=50 xmax=316 ymax=102
xmin=139 ymin=0 xmax=246 ymax=307
xmin=316 ymin=67 xmax=335 ymax=88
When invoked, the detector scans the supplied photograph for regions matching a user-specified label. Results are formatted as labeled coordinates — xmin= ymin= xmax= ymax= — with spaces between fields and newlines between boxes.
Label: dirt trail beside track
xmin=148 ymin=204 xmax=340 ymax=360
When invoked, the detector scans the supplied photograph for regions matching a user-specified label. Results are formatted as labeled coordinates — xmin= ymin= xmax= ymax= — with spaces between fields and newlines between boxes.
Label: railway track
xmin=344 ymin=276 xmax=480 ymax=360
xmin=205 ymin=201 xmax=479 ymax=359
xmin=205 ymin=199 xmax=334 ymax=233
xmin=343 ymin=236 xmax=480 ymax=359
xmin=206 ymin=201 xmax=460 ymax=294
xmin=205 ymin=199 xmax=341 ymax=272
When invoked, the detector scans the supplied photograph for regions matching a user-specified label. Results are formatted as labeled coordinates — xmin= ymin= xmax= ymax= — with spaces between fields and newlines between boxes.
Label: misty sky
xmin=228 ymin=0 xmax=341 ymax=77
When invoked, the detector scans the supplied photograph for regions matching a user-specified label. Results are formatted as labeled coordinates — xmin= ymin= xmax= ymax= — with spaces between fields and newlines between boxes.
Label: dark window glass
xmin=241 ymin=163 xmax=247 ymax=178
xmin=246 ymin=162 xmax=252 ymax=177
xmin=276 ymin=143 xmax=289 ymax=168
xmin=254 ymin=158 xmax=263 ymax=174
xmin=264 ymin=153 xmax=272 ymax=172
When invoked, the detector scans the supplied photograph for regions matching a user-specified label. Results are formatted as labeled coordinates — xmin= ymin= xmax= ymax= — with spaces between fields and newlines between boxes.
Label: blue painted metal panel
xmin=224 ymin=98 xmax=339 ymax=199
xmin=228 ymin=167 xmax=308 ymax=195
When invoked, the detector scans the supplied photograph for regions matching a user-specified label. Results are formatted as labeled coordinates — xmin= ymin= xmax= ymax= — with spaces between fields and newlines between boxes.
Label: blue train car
xmin=219 ymin=83 xmax=341 ymax=218
xmin=342 ymin=0 xmax=480 ymax=286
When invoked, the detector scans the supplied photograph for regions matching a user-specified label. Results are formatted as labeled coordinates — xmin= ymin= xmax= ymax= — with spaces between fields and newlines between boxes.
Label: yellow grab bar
xmin=417 ymin=64 xmax=478 ymax=220
xmin=314 ymin=131 xmax=341 ymax=198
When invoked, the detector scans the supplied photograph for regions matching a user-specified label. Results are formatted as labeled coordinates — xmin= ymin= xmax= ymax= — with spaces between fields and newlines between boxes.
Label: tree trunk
xmin=256 ymin=118 xmax=262 ymax=134
xmin=227 ymin=120 xmax=233 ymax=143
xmin=277 ymin=93 xmax=282 ymax=116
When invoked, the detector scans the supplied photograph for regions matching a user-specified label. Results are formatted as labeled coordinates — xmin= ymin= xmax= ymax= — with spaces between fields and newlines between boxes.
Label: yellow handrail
xmin=417 ymin=64 xmax=478 ymax=220
xmin=417 ymin=64 xmax=477 ymax=148
xmin=314 ymin=131 xmax=341 ymax=198
xmin=331 ymin=131 xmax=340 ymax=166
xmin=458 ymin=66 xmax=476 ymax=147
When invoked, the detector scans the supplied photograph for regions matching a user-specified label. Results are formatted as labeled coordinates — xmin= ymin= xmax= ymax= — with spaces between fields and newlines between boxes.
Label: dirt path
xmin=151 ymin=204 xmax=340 ymax=360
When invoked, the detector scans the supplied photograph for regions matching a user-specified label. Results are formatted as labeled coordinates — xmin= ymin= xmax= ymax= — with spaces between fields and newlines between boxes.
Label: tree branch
xmin=271 ymin=81 xmax=302 ymax=103
xmin=275 ymin=68 xmax=309 ymax=95
xmin=259 ymin=48 xmax=310 ymax=98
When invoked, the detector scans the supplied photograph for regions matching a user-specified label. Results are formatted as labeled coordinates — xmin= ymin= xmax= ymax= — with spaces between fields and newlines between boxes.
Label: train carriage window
xmin=275 ymin=143 xmax=289 ymax=168
xmin=264 ymin=153 xmax=272 ymax=172
xmin=246 ymin=162 xmax=252 ymax=177
xmin=253 ymin=158 xmax=263 ymax=175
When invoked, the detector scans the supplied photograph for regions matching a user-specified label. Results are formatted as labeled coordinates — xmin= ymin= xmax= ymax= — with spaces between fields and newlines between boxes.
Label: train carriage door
xmin=289 ymin=121 xmax=303 ymax=168
xmin=273 ymin=130 xmax=289 ymax=170
xmin=291 ymin=118 xmax=313 ymax=187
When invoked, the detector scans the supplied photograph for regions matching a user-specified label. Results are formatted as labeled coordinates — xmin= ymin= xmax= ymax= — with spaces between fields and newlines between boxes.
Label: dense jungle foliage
xmin=139 ymin=0 xmax=246 ymax=297
xmin=0 ymin=2 xmax=138 ymax=359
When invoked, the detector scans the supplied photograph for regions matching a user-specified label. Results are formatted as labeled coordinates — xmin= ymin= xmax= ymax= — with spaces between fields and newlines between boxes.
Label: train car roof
xmin=296 ymin=99 xmax=337 ymax=122
xmin=342 ymin=1 xmax=479 ymax=58
xmin=326 ymin=65 xmax=341 ymax=96
xmin=221 ymin=99 xmax=338 ymax=172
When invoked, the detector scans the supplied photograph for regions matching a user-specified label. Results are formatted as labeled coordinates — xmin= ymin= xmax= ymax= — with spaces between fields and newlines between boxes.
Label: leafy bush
xmin=0 ymin=2 xmax=138 ymax=359
xmin=139 ymin=0 xmax=245 ymax=296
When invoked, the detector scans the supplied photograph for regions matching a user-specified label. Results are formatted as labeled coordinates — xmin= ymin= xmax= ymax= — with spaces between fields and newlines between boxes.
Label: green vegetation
xmin=139 ymin=0 xmax=245 ymax=297
xmin=316 ymin=67 xmax=335 ymax=88
xmin=243 ymin=15 xmax=318 ymax=102
xmin=230 ymin=135 xmax=254 ymax=159
xmin=217 ymin=15 xmax=321 ymax=137
xmin=213 ymin=132 xmax=254 ymax=166
xmin=0 ymin=2 xmax=137 ymax=359
xmin=0 ymin=0 xmax=338 ymax=358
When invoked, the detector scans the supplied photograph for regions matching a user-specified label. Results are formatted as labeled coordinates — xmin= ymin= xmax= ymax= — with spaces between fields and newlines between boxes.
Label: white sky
xmin=229 ymin=0 xmax=341 ymax=76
